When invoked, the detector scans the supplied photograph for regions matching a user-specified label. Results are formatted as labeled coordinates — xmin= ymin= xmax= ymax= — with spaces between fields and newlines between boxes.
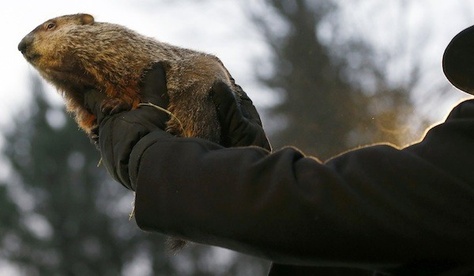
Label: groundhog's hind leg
xmin=165 ymin=56 xmax=231 ymax=142
xmin=166 ymin=92 xmax=221 ymax=142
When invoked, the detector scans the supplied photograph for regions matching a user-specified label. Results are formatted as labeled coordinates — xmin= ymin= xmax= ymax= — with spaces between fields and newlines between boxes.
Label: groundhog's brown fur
xmin=18 ymin=13 xmax=242 ymax=252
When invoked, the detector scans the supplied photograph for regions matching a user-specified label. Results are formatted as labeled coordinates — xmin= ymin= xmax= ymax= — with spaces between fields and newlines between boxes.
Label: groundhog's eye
xmin=45 ymin=22 xmax=56 ymax=30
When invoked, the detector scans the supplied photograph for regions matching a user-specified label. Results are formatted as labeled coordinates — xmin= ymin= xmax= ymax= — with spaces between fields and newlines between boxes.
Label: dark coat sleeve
xmin=129 ymin=99 xmax=474 ymax=272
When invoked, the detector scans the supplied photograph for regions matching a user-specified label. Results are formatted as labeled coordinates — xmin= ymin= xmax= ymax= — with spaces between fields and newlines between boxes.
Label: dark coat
xmin=128 ymin=99 xmax=474 ymax=275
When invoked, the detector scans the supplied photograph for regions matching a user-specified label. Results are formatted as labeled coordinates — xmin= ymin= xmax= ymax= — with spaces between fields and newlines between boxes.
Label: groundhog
xmin=18 ymin=13 xmax=243 ymax=252
xmin=18 ymin=13 xmax=241 ymax=140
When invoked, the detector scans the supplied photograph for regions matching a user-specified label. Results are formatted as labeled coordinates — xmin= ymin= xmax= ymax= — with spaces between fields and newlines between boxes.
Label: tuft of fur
xmin=18 ymin=13 xmax=242 ymax=252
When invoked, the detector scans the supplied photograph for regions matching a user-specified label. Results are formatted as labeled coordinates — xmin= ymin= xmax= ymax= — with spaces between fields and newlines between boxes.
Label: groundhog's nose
xmin=18 ymin=36 xmax=32 ymax=54
xmin=18 ymin=41 xmax=27 ymax=54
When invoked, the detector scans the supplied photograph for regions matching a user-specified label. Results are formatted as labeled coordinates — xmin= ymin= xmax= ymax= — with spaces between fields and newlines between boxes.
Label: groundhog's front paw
xmin=100 ymin=98 xmax=132 ymax=116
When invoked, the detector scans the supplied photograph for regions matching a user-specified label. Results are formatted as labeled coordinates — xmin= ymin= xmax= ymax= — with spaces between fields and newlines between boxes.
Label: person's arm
xmin=130 ymin=100 xmax=474 ymax=270
xmin=85 ymin=63 xmax=474 ymax=270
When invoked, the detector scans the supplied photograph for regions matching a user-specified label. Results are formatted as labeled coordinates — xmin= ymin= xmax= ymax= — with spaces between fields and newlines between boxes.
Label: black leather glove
xmin=84 ymin=62 xmax=170 ymax=190
xmin=212 ymin=82 xmax=271 ymax=151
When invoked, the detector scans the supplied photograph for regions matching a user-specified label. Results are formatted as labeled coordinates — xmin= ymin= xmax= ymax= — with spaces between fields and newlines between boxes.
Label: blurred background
xmin=1 ymin=0 xmax=473 ymax=275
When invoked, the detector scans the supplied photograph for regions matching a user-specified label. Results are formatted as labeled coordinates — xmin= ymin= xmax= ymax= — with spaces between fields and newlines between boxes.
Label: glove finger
xmin=229 ymin=122 xmax=272 ymax=151
xmin=212 ymin=81 xmax=271 ymax=150
xmin=211 ymin=81 xmax=243 ymax=125
xmin=123 ymin=106 xmax=169 ymax=131
xmin=240 ymin=97 xmax=265 ymax=127
xmin=140 ymin=62 xmax=169 ymax=108
xmin=233 ymin=84 xmax=264 ymax=127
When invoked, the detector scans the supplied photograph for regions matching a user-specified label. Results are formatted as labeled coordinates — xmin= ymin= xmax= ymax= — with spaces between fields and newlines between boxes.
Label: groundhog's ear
xmin=79 ymin=14 xmax=95 ymax=25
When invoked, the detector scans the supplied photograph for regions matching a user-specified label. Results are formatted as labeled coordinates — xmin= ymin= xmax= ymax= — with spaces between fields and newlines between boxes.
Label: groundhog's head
xmin=18 ymin=14 xmax=100 ymax=93
xmin=18 ymin=13 xmax=159 ymax=132
xmin=18 ymin=13 xmax=159 ymax=134
xmin=19 ymin=13 xmax=157 ymax=96
xmin=19 ymin=14 xmax=93 ymax=64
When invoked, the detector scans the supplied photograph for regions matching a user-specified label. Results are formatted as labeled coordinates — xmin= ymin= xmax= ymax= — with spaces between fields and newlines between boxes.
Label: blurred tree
xmin=0 ymin=179 xmax=21 ymax=269
xmin=251 ymin=0 xmax=423 ymax=160
xmin=0 ymin=75 xmax=269 ymax=275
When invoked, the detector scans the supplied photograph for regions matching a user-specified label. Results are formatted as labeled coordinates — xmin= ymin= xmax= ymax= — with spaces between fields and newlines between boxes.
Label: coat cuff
xmin=128 ymin=129 xmax=173 ymax=190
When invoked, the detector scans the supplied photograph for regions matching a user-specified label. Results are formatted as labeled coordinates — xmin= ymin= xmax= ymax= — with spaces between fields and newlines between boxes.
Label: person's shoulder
xmin=446 ymin=98 xmax=474 ymax=120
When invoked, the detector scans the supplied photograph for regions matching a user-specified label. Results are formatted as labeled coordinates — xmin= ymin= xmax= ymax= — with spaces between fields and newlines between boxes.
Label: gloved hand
xmin=84 ymin=62 xmax=170 ymax=190
xmin=212 ymin=81 xmax=271 ymax=151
